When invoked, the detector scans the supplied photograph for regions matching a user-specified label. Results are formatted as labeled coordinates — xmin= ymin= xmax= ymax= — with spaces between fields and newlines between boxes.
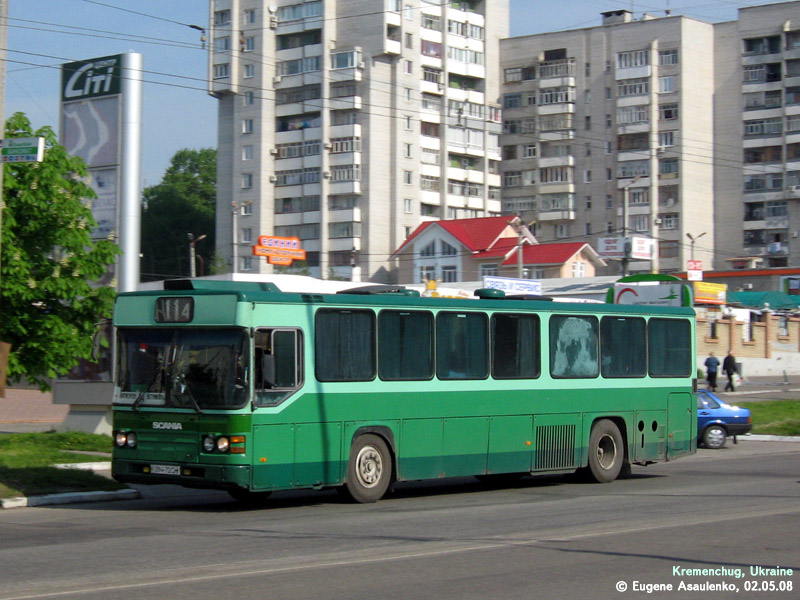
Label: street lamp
xmin=188 ymin=233 xmax=207 ymax=278
xmin=686 ymin=231 xmax=707 ymax=261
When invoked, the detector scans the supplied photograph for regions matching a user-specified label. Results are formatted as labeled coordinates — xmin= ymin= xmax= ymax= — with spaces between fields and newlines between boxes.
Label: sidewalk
xmin=0 ymin=388 xmax=68 ymax=433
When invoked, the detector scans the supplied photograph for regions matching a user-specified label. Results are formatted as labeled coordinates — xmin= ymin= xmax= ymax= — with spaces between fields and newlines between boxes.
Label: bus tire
xmin=345 ymin=434 xmax=392 ymax=503
xmin=585 ymin=419 xmax=624 ymax=483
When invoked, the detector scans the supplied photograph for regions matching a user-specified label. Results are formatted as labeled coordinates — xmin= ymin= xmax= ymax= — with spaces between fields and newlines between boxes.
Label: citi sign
xmin=61 ymin=55 xmax=122 ymax=100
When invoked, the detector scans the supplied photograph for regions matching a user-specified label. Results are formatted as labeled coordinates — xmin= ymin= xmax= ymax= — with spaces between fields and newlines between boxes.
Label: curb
xmin=53 ymin=461 xmax=112 ymax=471
xmin=1 ymin=488 xmax=140 ymax=509
xmin=740 ymin=434 xmax=800 ymax=443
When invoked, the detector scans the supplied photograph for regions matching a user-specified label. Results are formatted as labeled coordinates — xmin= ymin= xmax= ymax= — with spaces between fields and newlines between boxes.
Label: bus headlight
xmin=115 ymin=432 xmax=128 ymax=447
xmin=202 ymin=436 xmax=216 ymax=453
xmin=216 ymin=437 xmax=230 ymax=453
xmin=126 ymin=432 xmax=138 ymax=448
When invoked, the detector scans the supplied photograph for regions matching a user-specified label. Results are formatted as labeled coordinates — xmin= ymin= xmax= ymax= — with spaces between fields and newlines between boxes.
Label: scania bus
xmin=111 ymin=279 xmax=696 ymax=503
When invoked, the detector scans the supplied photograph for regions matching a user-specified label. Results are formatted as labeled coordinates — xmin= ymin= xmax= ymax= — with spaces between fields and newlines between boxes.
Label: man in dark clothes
xmin=723 ymin=351 xmax=739 ymax=392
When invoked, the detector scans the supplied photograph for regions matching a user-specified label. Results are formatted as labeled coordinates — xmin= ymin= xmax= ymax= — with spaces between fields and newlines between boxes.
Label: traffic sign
xmin=1 ymin=137 xmax=45 ymax=163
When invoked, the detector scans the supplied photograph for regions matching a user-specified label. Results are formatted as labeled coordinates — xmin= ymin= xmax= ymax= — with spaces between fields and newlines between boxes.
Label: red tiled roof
xmin=392 ymin=216 xmax=514 ymax=256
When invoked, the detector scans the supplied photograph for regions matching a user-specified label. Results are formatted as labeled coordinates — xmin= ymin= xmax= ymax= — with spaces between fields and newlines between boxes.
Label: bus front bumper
xmin=112 ymin=460 xmax=251 ymax=490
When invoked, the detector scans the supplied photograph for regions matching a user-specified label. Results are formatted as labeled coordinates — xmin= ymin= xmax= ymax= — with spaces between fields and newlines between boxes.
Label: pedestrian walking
xmin=723 ymin=350 xmax=739 ymax=392
xmin=704 ymin=351 xmax=719 ymax=392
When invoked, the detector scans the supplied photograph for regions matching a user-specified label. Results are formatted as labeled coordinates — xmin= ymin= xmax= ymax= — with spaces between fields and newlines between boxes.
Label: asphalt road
xmin=1 ymin=440 xmax=798 ymax=600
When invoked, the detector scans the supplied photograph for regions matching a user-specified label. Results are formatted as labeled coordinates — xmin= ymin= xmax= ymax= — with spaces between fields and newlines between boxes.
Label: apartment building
xmin=208 ymin=0 xmax=508 ymax=282
xmin=499 ymin=10 xmax=716 ymax=275
xmin=715 ymin=1 xmax=800 ymax=270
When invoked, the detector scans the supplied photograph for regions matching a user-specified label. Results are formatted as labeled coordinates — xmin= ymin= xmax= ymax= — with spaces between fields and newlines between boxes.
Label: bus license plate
xmin=150 ymin=464 xmax=180 ymax=476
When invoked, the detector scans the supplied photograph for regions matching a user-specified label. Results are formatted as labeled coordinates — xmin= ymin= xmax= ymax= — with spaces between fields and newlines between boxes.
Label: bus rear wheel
xmin=584 ymin=419 xmax=624 ymax=483
xmin=344 ymin=434 xmax=392 ymax=503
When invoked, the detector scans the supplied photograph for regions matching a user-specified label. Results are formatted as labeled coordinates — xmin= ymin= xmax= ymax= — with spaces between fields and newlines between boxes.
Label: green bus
xmin=111 ymin=279 xmax=697 ymax=503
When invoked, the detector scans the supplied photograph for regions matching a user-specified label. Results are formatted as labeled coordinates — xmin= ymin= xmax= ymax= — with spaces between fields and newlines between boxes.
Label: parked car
xmin=697 ymin=389 xmax=752 ymax=449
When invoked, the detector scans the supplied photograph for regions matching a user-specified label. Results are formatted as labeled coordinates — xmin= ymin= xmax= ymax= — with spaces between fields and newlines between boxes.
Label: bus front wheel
xmin=344 ymin=434 xmax=392 ymax=503
xmin=584 ymin=419 xmax=624 ymax=483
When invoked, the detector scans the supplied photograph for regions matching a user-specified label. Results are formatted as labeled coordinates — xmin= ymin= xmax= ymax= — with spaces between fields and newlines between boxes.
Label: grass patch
xmin=737 ymin=400 xmax=800 ymax=437
xmin=0 ymin=432 xmax=126 ymax=500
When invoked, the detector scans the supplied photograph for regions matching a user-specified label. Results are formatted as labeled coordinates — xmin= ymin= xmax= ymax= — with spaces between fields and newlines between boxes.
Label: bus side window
xmin=254 ymin=329 xmax=302 ymax=405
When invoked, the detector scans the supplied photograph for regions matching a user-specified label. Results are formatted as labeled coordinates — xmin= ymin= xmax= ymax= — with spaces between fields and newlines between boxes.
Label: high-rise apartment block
xmin=209 ymin=1 xmax=800 ymax=280
xmin=208 ymin=0 xmax=508 ymax=281
xmin=714 ymin=2 xmax=800 ymax=270
xmin=500 ymin=1 xmax=800 ymax=274
xmin=500 ymin=10 xmax=716 ymax=274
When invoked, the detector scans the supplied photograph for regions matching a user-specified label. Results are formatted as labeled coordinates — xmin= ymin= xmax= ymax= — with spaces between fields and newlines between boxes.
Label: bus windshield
xmin=115 ymin=328 xmax=249 ymax=410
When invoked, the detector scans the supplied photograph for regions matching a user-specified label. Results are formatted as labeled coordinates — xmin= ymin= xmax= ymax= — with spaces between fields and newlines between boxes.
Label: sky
xmin=3 ymin=0 xmax=787 ymax=186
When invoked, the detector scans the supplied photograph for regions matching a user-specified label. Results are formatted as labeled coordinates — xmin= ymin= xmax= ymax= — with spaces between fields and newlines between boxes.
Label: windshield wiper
xmin=176 ymin=373 xmax=204 ymax=414
xmin=131 ymin=391 xmax=145 ymax=412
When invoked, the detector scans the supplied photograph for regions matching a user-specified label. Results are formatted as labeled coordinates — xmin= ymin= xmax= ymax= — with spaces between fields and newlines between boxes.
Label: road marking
xmin=3 ymin=504 xmax=800 ymax=599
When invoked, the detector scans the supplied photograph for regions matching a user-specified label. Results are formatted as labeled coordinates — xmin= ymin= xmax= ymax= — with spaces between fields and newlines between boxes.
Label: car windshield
xmin=698 ymin=393 xmax=721 ymax=409
xmin=115 ymin=328 xmax=249 ymax=410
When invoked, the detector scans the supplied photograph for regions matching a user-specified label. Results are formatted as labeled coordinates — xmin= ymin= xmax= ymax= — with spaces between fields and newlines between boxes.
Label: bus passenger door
xmin=667 ymin=393 xmax=694 ymax=457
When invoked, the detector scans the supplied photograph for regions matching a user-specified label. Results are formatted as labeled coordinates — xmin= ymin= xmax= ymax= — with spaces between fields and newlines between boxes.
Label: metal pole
xmin=118 ymin=53 xmax=143 ymax=292
xmin=189 ymin=234 xmax=196 ymax=278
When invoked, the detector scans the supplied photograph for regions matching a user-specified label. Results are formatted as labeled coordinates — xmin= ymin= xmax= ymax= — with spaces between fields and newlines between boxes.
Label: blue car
xmin=697 ymin=389 xmax=752 ymax=449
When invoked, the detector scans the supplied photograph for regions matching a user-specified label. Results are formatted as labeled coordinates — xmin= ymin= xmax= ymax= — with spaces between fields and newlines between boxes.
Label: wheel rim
xmin=596 ymin=433 xmax=617 ymax=470
xmin=706 ymin=428 xmax=725 ymax=448
xmin=355 ymin=445 xmax=383 ymax=488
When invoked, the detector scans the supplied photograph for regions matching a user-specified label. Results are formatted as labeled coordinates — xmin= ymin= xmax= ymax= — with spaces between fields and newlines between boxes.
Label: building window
xmin=241 ymin=227 xmax=253 ymax=244
xmin=240 ymin=256 xmax=252 ymax=271
xmin=244 ymin=9 xmax=256 ymax=24
xmin=242 ymin=145 xmax=253 ymax=160
xmin=659 ymin=103 xmax=678 ymax=120
xmin=404 ymin=198 xmax=413 ymax=213
xmin=617 ymin=77 xmax=649 ymax=97
xmin=243 ymin=91 xmax=255 ymax=105
xmin=404 ymin=170 xmax=413 ymax=185
xmin=617 ymin=49 xmax=649 ymax=69
xmin=242 ymin=119 xmax=254 ymax=134
xmin=661 ymin=213 xmax=679 ymax=229
xmin=441 ymin=266 xmax=457 ymax=282
xmin=480 ymin=263 xmax=498 ymax=278
xmin=244 ymin=37 xmax=255 ymax=52
xmin=658 ymin=77 xmax=674 ymax=93
xmin=659 ymin=49 xmax=679 ymax=65
xmin=214 ymin=10 xmax=231 ymax=25
xmin=658 ymin=131 xmax=675 ymax=148
xmin=244 ymin=64 xmax=255 ymax=78
xmin=213 ymin=64 xmax=230 ymax=79
xmin=659 ymin=241 xmax=679 ymax=258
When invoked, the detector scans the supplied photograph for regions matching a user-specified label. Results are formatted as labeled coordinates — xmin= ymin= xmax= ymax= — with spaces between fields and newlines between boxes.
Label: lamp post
xmin=686 ymin=231 xmax=706 ymax=261
xmin=188 ymin=233 xmax=207 ymax=278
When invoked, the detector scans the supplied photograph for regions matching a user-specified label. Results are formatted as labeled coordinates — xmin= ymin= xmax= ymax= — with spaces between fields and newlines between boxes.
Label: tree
xmin=1 ymin=113 xmax=119 ymax=390
xmin=141 ymin=148 xmax=216 ymax=281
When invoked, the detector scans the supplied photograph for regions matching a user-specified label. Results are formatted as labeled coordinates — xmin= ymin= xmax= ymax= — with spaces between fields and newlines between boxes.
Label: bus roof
xmin=116 ymin=279 xmax=696 ymax=317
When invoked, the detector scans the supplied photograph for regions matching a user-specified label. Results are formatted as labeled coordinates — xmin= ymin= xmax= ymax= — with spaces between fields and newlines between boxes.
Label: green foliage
xmin=0 ymin=432 xmax=122 ymax=498
xmin=141 ymin=148 xmax=216 ymax=280
xmin=1 ymin=113 xmax=120 ymax=391
xmin=737 ymin=400 xmax=800 ymax=436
